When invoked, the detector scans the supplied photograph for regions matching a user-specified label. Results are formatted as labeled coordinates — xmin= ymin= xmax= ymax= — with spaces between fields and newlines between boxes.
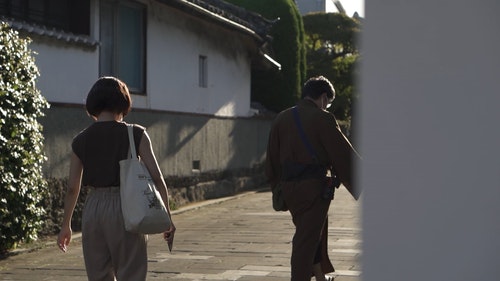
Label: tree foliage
xmin=0 ymin=22 xmax=50 ymax=252
xmin=303 ymin=12 xmax=361 ymax=122
xmin=225 ymin=0 xmax=306 ymax=112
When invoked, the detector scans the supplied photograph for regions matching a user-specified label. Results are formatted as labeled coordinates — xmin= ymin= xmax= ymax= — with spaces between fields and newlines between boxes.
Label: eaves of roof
xmin=1 ymin=0 xmax=281 ymax=70
xmin=158 ymin=0 xmax=281 ymax=70
xmin=0 ymin=17 xmax=99 ymax=48
xmin=157 ymin=0 xmax=276 ymax=44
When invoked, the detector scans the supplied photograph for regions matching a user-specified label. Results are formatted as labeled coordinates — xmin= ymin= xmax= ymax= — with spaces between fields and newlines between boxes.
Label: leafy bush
xmin=225 ymin=0 xmax=306 ymax=112
xmin=303 ymin=12 xmax=362 ymax=122
xmin=0 ymin=22 xmax=50 ymax=253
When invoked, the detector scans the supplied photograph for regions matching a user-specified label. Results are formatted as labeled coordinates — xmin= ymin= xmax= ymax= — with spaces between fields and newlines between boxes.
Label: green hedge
xmin=0 ymin=23 xmax=50 ymax=253
xmin=303 ymin=12 xmax=362 ymax=122
xmin=225 ymin=0 xmax=306 ymax=112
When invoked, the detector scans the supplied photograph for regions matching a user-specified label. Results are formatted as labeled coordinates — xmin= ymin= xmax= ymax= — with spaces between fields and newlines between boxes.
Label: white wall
xmin=146 ymin=4 xmax=252 ymax=117
xmin=31 ymin=42 xmax=98 ymax=104
xmin=360 ymin=1 xmax=500 ymax=281
xmin=31 ymin=0 xmax=254 ymax=118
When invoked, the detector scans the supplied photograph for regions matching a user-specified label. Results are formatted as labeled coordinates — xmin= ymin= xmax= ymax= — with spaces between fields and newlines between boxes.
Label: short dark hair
xmin=85 ymin=76 xmax=132 ymax=118
xmin=301 ymin=76 xmax=335 ymax=100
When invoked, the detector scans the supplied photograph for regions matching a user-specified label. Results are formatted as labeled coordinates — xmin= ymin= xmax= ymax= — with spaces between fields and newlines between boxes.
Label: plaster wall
xmin=41 ymin=106 xmax=271 ymax=179
xmin=28 ymin=0 xmax=255 ymax=118
xmin=147 ymin=3 xmax=253 ymax=117
xmin=30 ymin=41 xmax=98 ymax=104
xmin=360 ymin=1 xmax=500 ymax=280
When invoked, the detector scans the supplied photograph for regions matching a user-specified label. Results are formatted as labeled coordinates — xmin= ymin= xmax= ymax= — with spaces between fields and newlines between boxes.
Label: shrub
xmin=0 ymin=22 xmax=50 ymax=253
xmin=303 ymin=12 xmax=362 ymax=122
xmin=225 ymin=0 xmax=306 ymax=112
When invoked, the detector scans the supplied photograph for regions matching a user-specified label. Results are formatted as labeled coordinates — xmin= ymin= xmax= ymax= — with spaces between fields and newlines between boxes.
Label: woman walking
xmin=57 ymin=76 xmax=176 ymax=281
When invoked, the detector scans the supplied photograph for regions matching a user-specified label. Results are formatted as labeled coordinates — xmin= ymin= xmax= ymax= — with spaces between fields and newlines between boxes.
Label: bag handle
xmin=126 ymin=124 xmax=138 ymax=160
xmin=292 ymin=106 xmax=318 ymax=163
xmin=292 ymin=106 xmax=340 ymax=183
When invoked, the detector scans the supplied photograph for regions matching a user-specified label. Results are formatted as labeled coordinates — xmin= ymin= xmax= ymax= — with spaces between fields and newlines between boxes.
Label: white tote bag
xmin=119 ymin=124 xmax=171 ymax=234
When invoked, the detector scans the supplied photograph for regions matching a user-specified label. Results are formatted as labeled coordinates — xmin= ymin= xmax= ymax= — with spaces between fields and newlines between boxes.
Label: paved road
xmin=0 ymin=187 xmax=361 ymax=281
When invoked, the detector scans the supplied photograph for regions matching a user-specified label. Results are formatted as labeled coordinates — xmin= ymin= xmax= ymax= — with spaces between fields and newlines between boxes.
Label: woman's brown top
xmin=72 ymin=121 xmax=145 ymax=187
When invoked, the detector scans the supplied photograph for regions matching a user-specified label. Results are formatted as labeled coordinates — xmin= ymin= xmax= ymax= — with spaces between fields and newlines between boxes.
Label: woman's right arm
xmin=57 ymin=152 xmax=83 ymax=252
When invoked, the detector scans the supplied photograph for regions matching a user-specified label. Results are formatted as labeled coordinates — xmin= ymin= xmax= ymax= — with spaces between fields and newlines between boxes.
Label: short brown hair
xmin=301 ymin=76 xmax=335 ymax=100
xmin=85 ymin=76 xmax=132 ymax=118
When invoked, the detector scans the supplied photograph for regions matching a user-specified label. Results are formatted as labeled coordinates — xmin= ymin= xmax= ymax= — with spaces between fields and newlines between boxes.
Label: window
xmin=192 ymin=160 xmax=201 ymax=172
xmin=99 ymin=0 xmax=146 ymax=94
xmin=0 ymin=0 xmax=90 ymax=35
xmin=199 ymin=55 xmax=208 ymax=88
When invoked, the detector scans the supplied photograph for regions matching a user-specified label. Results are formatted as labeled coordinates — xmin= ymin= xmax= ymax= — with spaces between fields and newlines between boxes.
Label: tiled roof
xmin=161 ymin=0 xmax=277 ymax=43
xmin=0 ymin=17 xmax=99 ymax=47
xmin=1 ymin=0 xmax=276 ymax=48
xmin=189 ymin=0 xmax=276 ymax=40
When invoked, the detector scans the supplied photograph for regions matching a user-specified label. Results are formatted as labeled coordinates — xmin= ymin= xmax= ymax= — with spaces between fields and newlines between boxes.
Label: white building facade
xmin=3 ymin=0 xmax=276 ymax=118
xmin=1 ymin=0 xmax=277 ymax=181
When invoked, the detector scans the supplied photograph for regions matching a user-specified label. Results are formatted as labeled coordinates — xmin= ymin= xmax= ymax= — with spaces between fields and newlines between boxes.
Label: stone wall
xmin=38 ymin=104 xmax=273 ymax=234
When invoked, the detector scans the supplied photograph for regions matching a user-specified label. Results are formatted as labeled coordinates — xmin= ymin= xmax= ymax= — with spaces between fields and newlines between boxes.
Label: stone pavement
xmin=0 ymin=186 xmax=361 ymax=281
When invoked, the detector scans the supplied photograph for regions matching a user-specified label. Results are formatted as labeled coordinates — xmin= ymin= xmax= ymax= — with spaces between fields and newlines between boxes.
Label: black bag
xmin=272 ymin=183 xmax=288 ymax=211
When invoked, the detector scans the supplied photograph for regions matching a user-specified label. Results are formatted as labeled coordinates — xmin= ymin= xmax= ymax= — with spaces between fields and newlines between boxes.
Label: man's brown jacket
xmin=265 ymin=99 xmax=361 ymax=200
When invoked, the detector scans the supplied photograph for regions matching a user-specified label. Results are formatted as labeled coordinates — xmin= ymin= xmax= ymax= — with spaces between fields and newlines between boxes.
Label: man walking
xmin=265 ymin=76 xmax=361 ymax=281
